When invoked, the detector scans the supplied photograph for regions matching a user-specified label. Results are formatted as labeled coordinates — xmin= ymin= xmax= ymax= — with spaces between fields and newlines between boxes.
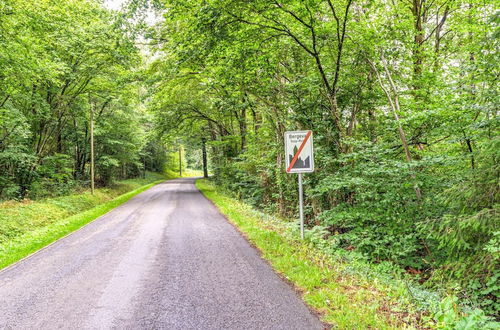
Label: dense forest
xmin=1 ymin=0 xmax=498 ymax=322
xmin=0 ymin=0 xmax=169 ymax=200
xmin=149 ymin=0 xmax=499 ymax=318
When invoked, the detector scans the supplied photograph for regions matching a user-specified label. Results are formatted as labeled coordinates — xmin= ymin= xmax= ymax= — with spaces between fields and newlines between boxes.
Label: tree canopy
xmin=148 ymin=0 xmax=499 ymax=317
xmin=0 ymin=0 xmax=167 ymax=198
xmin=0 ymin=0 xmax=498 ymax=320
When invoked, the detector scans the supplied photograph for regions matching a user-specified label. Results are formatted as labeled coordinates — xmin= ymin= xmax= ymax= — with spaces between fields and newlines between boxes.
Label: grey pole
xmin=298 ymin=173 xmax=304 ymax=239
xmin=179 ymin=146 xmax=182 ymax=177
xmin=90 ymin=103 xmax=95 ymax=195
xmin=202 ymin=137 xmax=208 ymax=178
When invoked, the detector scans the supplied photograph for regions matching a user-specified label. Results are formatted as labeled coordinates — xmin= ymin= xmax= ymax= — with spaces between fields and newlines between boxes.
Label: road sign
xmin=284 ymin=130 xmax=314 ymax=240
xmin=284 ymin=130 xmax=314 ymax=173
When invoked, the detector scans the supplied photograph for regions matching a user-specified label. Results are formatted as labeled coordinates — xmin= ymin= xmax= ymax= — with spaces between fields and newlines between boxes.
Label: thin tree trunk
xmin=412 ymin=0 xmax=424 ymax=89
xmin=239 ymin=107 xmax=247 ymax=151
xmin=369 ymin=56 xmax=422 ymax=200
xmin=178 ymin=146 xmax=182 ymax=177
xmin=202 ymin=137 xmax=208 ymax=178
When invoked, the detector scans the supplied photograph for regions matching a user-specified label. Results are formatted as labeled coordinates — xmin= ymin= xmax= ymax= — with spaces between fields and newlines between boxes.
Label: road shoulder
xmin=0 ymin=178 xmax=164 ymax=271
xmin=195 ymin=178 xmax=422 ymax=329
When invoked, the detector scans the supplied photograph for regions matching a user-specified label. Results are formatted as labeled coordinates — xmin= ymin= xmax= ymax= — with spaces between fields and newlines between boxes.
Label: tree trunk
xmin=370 ymin=57 xmax=422 ymax=200
xmin=412 ymin=0 xmax=424 ymax=90
xmin=433 ymin=6 xmax=449 ymax=71
xmin=327 ymin=92 xmax=344 ymax=153
xmin=239 ymin=107 xmax=247 ymax=151
xmin=178 ymin=146 xmax=182 ymax=177
xmin=90 ymin=103 xmax=94 ymax=195
xmin=202 ymin=137 xmax=208 ymax=178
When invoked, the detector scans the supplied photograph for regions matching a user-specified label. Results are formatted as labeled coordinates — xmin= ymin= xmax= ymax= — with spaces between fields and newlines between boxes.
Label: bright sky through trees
xmin=103 ymin=0 xmax=125 ymax=10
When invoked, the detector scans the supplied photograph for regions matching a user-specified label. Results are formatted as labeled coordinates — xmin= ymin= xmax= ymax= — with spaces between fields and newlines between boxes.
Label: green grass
xmin=0 ymin=171 xmax=171 ymax=270
xmin=196 ymin=178 xmax=423 ymax=329
xmin=164 ymin=168 xmax=204 ymax=178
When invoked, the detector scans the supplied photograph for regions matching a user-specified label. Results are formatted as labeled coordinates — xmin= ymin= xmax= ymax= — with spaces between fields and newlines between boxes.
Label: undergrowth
xmin=197 ymin=178 xmax=499 ymax=329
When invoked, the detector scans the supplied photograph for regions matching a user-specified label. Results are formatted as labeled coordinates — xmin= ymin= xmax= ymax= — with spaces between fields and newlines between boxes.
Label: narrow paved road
xmin=0 ymin=178 xmax=323 ymax=330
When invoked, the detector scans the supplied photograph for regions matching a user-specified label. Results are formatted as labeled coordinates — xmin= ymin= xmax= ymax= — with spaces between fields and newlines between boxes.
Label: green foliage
xmin=197 ymin=178 xmax=425 ymax=328
xmin=0 ymin=172 xmax=167 ymax=270
xmin=428 ymin=296 xmax=499 ymax=329
xmin=0 ymin=0 xmax=167 ymax=200
xmin=423 ymin=138 xmax=500 ymax=315
xmin=312 ymin=142 xmax=446 ymax=269
xmin=149 ymin=0 xmax=499 ymax=319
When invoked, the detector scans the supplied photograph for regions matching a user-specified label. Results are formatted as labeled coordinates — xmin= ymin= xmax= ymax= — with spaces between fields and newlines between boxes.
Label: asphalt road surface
xmin=0 ymin=178 xmax=324 ymax=330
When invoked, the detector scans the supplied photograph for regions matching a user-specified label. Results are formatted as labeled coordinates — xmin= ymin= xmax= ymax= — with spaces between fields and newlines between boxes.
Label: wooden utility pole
xmin=90 ymin=102 xmax=95 ymax=195
xmin=178 ymin=146 xmax=182 ymax=177
xmin=202 ymin=137 xmax=208 ymax=178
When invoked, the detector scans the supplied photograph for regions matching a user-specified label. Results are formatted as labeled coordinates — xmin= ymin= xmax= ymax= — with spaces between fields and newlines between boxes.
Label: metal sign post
xmin=298 ymin=173 xmax=304 ymax=239
xmin=90 ymin=101 xmax=95 ymax=195
xmin=284 ymin=130 xmax=314 ymax=239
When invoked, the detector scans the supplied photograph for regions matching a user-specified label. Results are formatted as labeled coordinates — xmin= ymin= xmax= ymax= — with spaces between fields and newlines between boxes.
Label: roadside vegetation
xmin=0 ymin=0 xmax=169 ymax=201
xmin=152 ymin=0 xmax=499 ymax=321
xmin=197 ymin=179 xmax=499 ymax=329
xmin=0 ymin=172 xmax=173 ymax=270
xmin=1 ymin=0 xmax=498 ymax=325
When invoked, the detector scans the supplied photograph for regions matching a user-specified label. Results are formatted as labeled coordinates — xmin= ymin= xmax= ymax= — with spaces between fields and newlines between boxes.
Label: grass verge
xmin=0 ymin=172 xmax=170 ymax=270
xmin=196 ymin=178 xmax=424 ymax=329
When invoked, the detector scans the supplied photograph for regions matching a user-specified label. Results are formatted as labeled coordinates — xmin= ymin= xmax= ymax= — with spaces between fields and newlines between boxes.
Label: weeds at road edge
xmin=196 ymin=178 xmax=428 ymax=329
xmin=0 ymin=175 xmax=170 ymax=270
